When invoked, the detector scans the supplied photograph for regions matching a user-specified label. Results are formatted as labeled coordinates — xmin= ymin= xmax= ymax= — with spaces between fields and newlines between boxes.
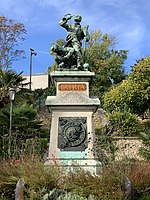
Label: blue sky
xmin=1 ymin=0 xmax=150 ymax=75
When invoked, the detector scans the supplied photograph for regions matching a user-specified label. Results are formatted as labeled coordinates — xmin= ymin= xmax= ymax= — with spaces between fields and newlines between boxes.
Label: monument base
xmin=44 ymin=157 xmax=102 ymax=175
xmin=45 ymin=71 xmax=101 ymax=175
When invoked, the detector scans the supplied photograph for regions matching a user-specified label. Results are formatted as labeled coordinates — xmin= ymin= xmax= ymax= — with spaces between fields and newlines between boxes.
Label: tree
xmin=0 ymin=16 xmax=26 ymax=70
xmin=107 ymin=109 xmax=141 ymax=136
xmin=84 ymin=30 xmax=128 ymax=99
xmin=50 ymin=31 xmax=128 ymax=97
xmin=0 ymin=69 xmax=26 ymax=108
xmin=103 ymin=56 xmax=150 ymax=116
xmin=0 ymin=103 xmax=48 ymax=157
xmin=103 ymin=57 xmax=150 ymax=136
xmin=0 ymin=103 xmax=44 ymax=138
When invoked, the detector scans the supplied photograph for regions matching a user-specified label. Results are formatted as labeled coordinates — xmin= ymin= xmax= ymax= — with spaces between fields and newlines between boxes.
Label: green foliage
xmin=0 ymin=103 xmax=43 ymax=137
xmin=138 ymin=119 xmax=150 ymax=160
xmin=24 ymin=138 xmax=48 ymax=156
xmin=43 ymin=188 xmax=66 ymax=200
xmin=0 ymin=157 xmax=149 ymax=200
xmin=32 ymin=87 xmax=56 ymax=111
xmin=0 ymin=69 xmax=26 ymax=108
xmin=0 ymin=156 xmax=61 ymax=199
xmin=138 ymin=196 xmax=150 ymax=200
xmin=0 ymin=103 xmax=48 ymax=158
xmin=84 ymin=30 xmax=127 ymax=99
xmin=57 ymin=192 xmax=95 ymax=200
xmin=103 ymin=56 xmax=150 ymax=116
xmin=15 ymin=87 xmax=56 ymax=110
xmin=95 ymin=135 xmax=118 ymax=164
xmin=103 ymin=57 xmax=150 ymax=136
xmin=108 ymin=109 xmax=141 ymax=136
xmin=64 ymin=167 xmax=124 ymax=200
xmin=0 ymin=137 xmax=48 ymax=159
xmin=43 ymin=188 xmax=95 ymax=200
xmin=103 ymin=80 xmax=128 ymax=112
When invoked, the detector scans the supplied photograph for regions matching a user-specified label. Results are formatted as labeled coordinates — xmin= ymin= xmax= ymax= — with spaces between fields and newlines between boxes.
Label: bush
xmin=43 ymin=189 xmax=95 ymax=200
xmin=139 ymin=119 xmax=150 ymax=161
xmin=64 ymin=168 xmax=124 ymax=200
xmin=0 ymin=137 xmax=48 ymax=159
xmin=130 ymin=162 xmax=150 ymax=198
xmin=0 ymin=156 xmax=149 ymax=200
xmin=0 ymin=155 xmax=62 ymax=199
xmin=108 ymin=109 xmax=141 ymax=136
xmin=95 ymin=135 xmax=118 ymax=164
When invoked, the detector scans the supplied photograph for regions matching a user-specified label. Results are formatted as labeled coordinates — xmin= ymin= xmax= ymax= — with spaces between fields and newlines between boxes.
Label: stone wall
xmin=94 ymin=108 xmax=108 ymax=130
xmin=93 ymin=108 xmax=144 ymax=161
xmin=114 ymin=137 xmax=144 ymax=161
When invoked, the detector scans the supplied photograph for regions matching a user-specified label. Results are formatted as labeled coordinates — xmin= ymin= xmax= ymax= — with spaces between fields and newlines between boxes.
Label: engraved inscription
xmin=58 ymin=84 xmax=87 ymax=91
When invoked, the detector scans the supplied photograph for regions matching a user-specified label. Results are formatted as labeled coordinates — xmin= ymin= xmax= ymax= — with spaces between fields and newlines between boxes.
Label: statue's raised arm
xmin=51 ymin=14 xmax=90 ymax=71
xmin=59 ymin=13 xmax=73 ymax=29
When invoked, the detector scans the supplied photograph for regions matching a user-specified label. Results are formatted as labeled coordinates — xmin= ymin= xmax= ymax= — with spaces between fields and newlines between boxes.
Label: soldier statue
xmin=59 ymin=13 xmax=90 ymax=70
xmin=51 ymin=14 xmax=90 ymax=71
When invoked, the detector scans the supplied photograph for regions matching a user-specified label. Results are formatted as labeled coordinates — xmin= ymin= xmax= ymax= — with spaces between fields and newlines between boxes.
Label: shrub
xmin=64 ymin=167 xmax=124 ymax=200
xmin=43 ymin=189 xmax=95 ymax=200
xmin=0 ymin=137 xmax=48 ymax=159
xmin=139 ymin=119 xmax=150 ymax=161
xmin=57 ymin=192 xmax=96 ymax=200
xmin=95 ymin=135 xmax=118 ymax=164
xmin=108 ymin=109 xmax=141 ymax=136
xmin=130 ymin=162 xmax=150 ymax=198
xmin=0 ymin=156 xmax=149 ymax=200
xmin=0 ymin=155 xmax=62 ymax=199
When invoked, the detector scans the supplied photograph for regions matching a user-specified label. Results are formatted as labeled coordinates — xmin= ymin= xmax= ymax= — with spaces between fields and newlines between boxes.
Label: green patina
xmin=59 ymin=150 xmax=88 ymax=166
xmin=59 ymin=150 xmax=87 ymax=159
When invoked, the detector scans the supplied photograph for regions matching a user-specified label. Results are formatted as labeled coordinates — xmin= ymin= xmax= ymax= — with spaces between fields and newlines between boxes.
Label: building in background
xmin=23 ymin=73 xmax=51 ymax=90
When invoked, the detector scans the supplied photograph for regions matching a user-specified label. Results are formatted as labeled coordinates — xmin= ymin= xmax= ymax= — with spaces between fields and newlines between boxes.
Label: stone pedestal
xmin=45 ymin=71 xmax=101 ymax=174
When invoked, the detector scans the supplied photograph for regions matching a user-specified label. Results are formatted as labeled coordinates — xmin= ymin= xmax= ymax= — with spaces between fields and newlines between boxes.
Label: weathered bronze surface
xmin=51 ymin=14 xmax=90 ymax=71
xmin=58 ymin=117 xmax=87 ymax=151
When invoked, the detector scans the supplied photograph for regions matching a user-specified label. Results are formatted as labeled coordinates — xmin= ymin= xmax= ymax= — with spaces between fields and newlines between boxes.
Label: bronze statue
xmin=51 ymin=14 xmax=90 ymax=71
xmin=50 ymin=44 xmax=76 ymax=70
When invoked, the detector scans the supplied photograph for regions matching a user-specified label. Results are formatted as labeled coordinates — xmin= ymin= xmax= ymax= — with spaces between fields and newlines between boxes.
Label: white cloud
xmin=99 ymin=0 xmax=131 ymax=8
xmin=0 ymin=0 xmax=33 ymax=22
xmin=1 ymin=0 xmax=150 ymax=73
xmin=35 ymin=0 xmax=81 ymax=15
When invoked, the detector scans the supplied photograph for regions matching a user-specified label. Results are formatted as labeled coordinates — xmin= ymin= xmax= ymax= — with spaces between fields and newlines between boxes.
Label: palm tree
xmin=0 ymin=69 xmax=27 ymax=108
xmin=0 ymin=103 xmax=47 ymax=157
xmin=0 ymin=103 xmax=43 ymax=137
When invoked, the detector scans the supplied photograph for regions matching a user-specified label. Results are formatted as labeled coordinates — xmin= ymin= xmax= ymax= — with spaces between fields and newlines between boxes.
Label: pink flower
xmin=15 ymin=159 xmax=20 ymax=164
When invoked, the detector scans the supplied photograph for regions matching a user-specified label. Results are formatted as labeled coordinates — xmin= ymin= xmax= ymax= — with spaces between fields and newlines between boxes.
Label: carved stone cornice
xmin=45 ymin=92 xmax=100 ymax=106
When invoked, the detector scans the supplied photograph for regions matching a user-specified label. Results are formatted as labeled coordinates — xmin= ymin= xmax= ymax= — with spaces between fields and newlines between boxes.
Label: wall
xmin=23 ymin=73 xmax=49 ymax=90
xmin=114 ymin=137 xmax=143 ymax=161
xmin=93 ymin=108 xmax=144 ymax=161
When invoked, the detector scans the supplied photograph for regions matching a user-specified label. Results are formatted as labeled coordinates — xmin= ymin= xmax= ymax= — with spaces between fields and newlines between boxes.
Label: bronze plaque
xmin=58 ymin=117 xmax=87 ymax=151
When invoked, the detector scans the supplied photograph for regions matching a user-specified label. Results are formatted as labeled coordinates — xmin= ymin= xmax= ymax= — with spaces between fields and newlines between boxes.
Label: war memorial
xmin=45 ymin=14 xmax=101 ymax=174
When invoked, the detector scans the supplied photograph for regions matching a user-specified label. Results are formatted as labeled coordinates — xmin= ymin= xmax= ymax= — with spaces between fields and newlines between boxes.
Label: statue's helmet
xmin=74 ymin=14 xmax=82 ymax=22
xmin=50 ymin=44 xmax=62 ymax=53
xmin=51 ymin=44 xmax=57 ymax=52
